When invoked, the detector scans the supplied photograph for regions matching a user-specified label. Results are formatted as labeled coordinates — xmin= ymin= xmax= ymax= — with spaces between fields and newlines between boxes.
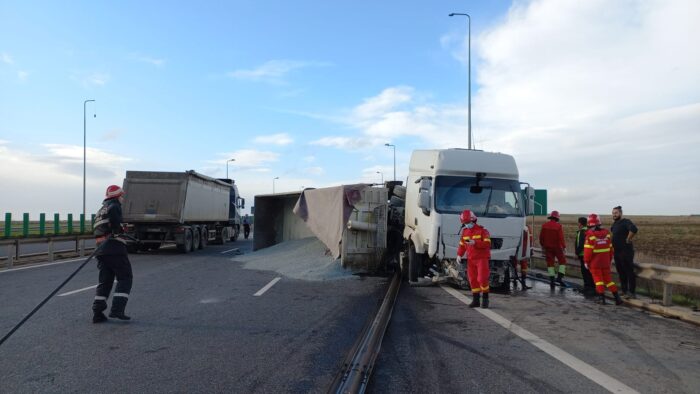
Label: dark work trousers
xmin=92 ymin=255 xmax=133 ymax=314
xmin=577 ymin=256 xmax=595 ymax=292
xmin=614 ymin=249 xmax=636 ymax=294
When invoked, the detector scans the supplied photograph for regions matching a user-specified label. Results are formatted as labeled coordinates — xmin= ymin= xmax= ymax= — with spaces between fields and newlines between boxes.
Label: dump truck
xmin=255 ymin=148 xmax=534 ymax=290
xmin=121 ymin=170 xmax=245 ymax=253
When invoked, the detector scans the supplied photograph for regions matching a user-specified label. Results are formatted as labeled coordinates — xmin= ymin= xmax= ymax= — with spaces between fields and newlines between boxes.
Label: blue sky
xmin=1 ymin=0 xmax=699 ymax=217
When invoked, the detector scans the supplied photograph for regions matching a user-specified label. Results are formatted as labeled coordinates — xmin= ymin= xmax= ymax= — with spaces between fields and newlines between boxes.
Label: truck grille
xmin=490 ymin=238 xmax=503 ymax=250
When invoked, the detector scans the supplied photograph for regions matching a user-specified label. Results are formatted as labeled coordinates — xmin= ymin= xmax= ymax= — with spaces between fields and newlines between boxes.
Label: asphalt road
xmin=370 ymin=280 xmax=700 ymax=394
xmin=0 ymin=238 xmax=389 ymax=393
xmin=1 ymin=241 xmax=699 ymax=393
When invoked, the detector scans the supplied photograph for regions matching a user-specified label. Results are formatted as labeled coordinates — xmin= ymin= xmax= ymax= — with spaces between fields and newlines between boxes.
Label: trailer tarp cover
xmin=293 ymin=184 xmax=367 ymax=259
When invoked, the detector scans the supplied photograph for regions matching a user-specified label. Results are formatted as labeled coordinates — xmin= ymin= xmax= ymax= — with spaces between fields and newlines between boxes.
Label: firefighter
xmin=575 ymin=216 xmax=596 ymax=296
xmin=518 ymin=224 xmax=533 ymax=290
xmin=583 ymin=213 xmax=623 ymax=305
xmin=456 ymin=209 xmax=492 ymax=308
xmin=92 ymin=185 xmax=133 ymax=323
xmin=539 ymin=210 xmax=567 ymax=289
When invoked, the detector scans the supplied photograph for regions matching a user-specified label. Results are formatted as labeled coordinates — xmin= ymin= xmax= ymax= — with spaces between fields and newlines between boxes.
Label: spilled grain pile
xmin=234 ymin=237 xmax=355 ymax=281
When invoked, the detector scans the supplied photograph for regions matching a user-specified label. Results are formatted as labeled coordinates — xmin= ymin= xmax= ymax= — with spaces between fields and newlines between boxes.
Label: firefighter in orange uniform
xmin=539 ymin=210 xmax=567 ymax=289
xmin=583 ymin=214 xmax=623 ymax=305
xmin=456 ymin=209 xmax=492 ymax=308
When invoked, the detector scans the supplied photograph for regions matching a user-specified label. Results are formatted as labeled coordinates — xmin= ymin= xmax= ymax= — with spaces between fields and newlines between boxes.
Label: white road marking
xmin=254 ymin=277 xmax=281 ymax=296
xmin=220 ymin=248 xmax=240 ymax=254
xmin=58 ymin=281 xmax=116 ymax=297
xmin=0 ymin=257 xmax=86 ymax=274
xmin=441 ymin=285 xmax=639 ymax=394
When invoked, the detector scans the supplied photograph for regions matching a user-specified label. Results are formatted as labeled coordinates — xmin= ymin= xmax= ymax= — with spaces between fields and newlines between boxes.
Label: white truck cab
xmin=403 ymin=149 xmax=534 ymax=289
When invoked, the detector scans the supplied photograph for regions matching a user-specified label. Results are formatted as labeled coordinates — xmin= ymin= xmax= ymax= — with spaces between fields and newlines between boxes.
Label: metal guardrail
xmin=0 ymin=235 xmax=95 ymax=269
xmin=532 ymin=247 xmax=700 ymax=307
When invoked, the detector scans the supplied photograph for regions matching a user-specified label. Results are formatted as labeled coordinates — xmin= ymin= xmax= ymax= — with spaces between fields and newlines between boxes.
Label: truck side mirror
xmin=418 ymin=190 xmax=431 ymax=215
xmin=526 ymin=186 xmax=535 ymax=215
xmin=239 ymin=198 xmax=245 ymax=209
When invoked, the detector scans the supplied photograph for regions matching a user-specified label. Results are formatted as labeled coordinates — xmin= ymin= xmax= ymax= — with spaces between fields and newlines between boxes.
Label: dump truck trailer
xmin=121 ymin=170 xmax=244 ymax=253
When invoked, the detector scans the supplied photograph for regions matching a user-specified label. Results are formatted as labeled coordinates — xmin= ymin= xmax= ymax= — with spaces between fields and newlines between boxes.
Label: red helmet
xmin=105 ymin=185 xmax=124 ymax=199
xmin=587 ymin=213 xmax=601 ymax=227
xmin=548 ymin=210 xmax=560 ymax=220
xmin=460 ymin=209 xmax=477 ymax=224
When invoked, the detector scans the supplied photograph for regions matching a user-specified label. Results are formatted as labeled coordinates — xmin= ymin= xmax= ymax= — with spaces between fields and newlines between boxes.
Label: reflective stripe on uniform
xmin=472 ymin=235 xmax=481 ymax=239
xmin=595 ymin=282 xmax=604 ymax=286
xmin=481 ymin=286 xmax=490 ymax=292
xmin=113 ymin=293 xmax=129 ymax=298
xmin=94 ymin=296 xmax=107 ymax=300
xmin=606 ymin=282 xmax=616 ymax=287
xmin=483 ymin=238 xmax=491 ymax=242
xmin=584 ymin=245 xmax=594 ymax=249
xmin=94 ymin=218 xmax=109 ymax=227
xmin=589 ymin=236 xmax=597 ymax=240
xmin=472 ymin=288 xmax=481 ymax=294
xmin=593 ymin=248 xmax=611 ymax=253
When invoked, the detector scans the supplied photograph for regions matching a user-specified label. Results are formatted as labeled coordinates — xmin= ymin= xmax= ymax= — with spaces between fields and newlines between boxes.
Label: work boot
xmin=469 ymin=293 xmax=481 ymax=308
xmin=613 ymin=292 xmax=624 ymax=306
xmin=481 ymin=293 xmax=489 ymax=309
xmin=520 ymin=277 xmax=531 ymax=290
xmin=597 ymin=294 xmax=607 ymax=305
xmin=557 ymin=273 xmax=566 ymax=287
xmin=92 ymin=312 xmax=108 ymax=324
xmin=109 ymin=296 xmax=131 ymax=321
xmin=549 ymin=276 xmax=556 ymax=290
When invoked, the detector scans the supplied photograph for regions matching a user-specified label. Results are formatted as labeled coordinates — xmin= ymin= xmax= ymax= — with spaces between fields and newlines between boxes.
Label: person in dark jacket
xmin=91 ymin=185 xmax=133 ymax=323
xmin=575 ymin=216 xmax=595 ymax=296
xmin=610 ymin=205 xmax=638 ymax=298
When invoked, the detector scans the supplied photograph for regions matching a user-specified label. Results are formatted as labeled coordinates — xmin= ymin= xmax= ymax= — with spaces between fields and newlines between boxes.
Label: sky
xmin=1 ymin=0 xmax=699 ymax=218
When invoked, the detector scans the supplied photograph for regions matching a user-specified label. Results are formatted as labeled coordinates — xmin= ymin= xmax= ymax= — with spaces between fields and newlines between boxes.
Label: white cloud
xmin=138 ymin=56 xmax=165 ymax=67
xmin=467 ymin=0 xmax=700 ymax=214
xmin=71 ymin=71 xmax=110 ymax=87
xmin=227 ymin=59 xmax=330 ymax=83
xmin=1 ymin=52 xmax=13 ymax=64
xmin=0 ymin=142 xmax=133 ymax=217
xmin=17 ymin=70 xmax=29 ymax=81
xmin=218 ymin=149 xmax=279 ymax=170
xmin=305 ymin=166 xmax=324 ymax=176
xmin=302 ymin=155 xmax=316 ymax=163
xmin=253 ymin=133 xmax=294 ymax=146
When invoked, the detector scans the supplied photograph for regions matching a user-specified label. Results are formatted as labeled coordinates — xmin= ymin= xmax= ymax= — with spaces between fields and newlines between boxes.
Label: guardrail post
xmin=47 ymin=237 xmax=54 ymax=262
xmin=91 ymin=214 xmax=95 ymax=230
xmin=80 ymin=214 xmax=85 ymax=234
xmin=79 ymin=238 xmax=85 ymax=257
xmin=67 ymin=214 xmax=73 ymax=234
xmin=6 ymin=243 xmax=15 ymax=268
xmin=23 ymin=213 xmax=29 ymax=237
xmin=39 ymin=213 xmax=46 ymax=236
xmin=54 ymin=213 xmax=60 ymax=234
xmin=4 ymin=213 xmax=11 ymax=238
xmin=662 ymin=283 xmax=673 ymax=306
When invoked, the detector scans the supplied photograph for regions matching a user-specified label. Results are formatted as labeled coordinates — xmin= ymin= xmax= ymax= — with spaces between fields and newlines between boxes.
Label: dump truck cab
xmin=403 ymin=149 xmax=534 ymax=289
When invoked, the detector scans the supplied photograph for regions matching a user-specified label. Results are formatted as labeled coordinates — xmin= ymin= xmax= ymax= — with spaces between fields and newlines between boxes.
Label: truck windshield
xmin=434 ymin=176 xmax=524 ymax=217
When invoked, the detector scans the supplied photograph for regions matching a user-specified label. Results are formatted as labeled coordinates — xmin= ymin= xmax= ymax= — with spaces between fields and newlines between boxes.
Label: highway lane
xmin=0 ymin=239 xmax=390 ymax=392
xmin=370 ymin=280 xmax=700 ymax=393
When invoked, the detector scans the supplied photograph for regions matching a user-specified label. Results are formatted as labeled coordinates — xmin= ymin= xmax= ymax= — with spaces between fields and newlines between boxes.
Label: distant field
xmin=530 ymin=214 xmax=700 ymax=269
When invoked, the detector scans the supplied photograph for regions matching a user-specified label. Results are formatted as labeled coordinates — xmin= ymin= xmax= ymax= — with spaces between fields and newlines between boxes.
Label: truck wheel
xmin=221 ymin=228 xmax=229 ymax=244
xmin=177 ymin=229 xmax=193 ymax=253
xmin=192 ymin=227 xmax=200 ymax=252
xmin=199 ymin=226 xmax=208 ymax=249
xmin=408 ymin=243 xmax=424 ymax=282
xmin=231 ymin=225 xmax=239 ymax=242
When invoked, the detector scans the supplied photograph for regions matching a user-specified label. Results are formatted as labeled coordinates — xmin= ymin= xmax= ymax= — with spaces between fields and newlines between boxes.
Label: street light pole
xmin=384 ymin=143 xmax=396 ymax=181
xmin=83 ymin=99 xmax=95 ymax=221
xmin=376 ymin=171 xmax=383 ymax=184
xmin=449 ymin=12 xmax=472 ymax=149
xmin=226 ymin=158 xmax=235 ymax=179
xmin=273 ymin=176 xmax=279 ymax=194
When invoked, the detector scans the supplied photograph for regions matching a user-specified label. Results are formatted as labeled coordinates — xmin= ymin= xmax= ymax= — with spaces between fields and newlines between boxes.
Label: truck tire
xmin=221 ymin=228 xmax=229 ymax=244
xmin=177 ymin=229 xmax=193 ymax=253
xmin=408 ymin=242 xmax=423 ymax=282
xmin=199 ymin=226 xmax=207 ymax=249
xmin=231 ymin=225 xmax=240 ymax=242
xmin=192 ymin=227 xmax=200 ymax=252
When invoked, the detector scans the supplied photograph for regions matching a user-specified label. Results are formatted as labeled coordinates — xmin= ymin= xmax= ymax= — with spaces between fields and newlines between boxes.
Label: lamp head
xmin=449 ymin=13 xmax=455 ymax=16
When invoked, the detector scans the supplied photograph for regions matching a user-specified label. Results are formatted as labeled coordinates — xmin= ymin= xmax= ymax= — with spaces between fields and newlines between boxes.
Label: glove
xmin=456 ymin=255 xmax=462 ymax=264
xmin=584 ymin=263 xmax=589 ymax=270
